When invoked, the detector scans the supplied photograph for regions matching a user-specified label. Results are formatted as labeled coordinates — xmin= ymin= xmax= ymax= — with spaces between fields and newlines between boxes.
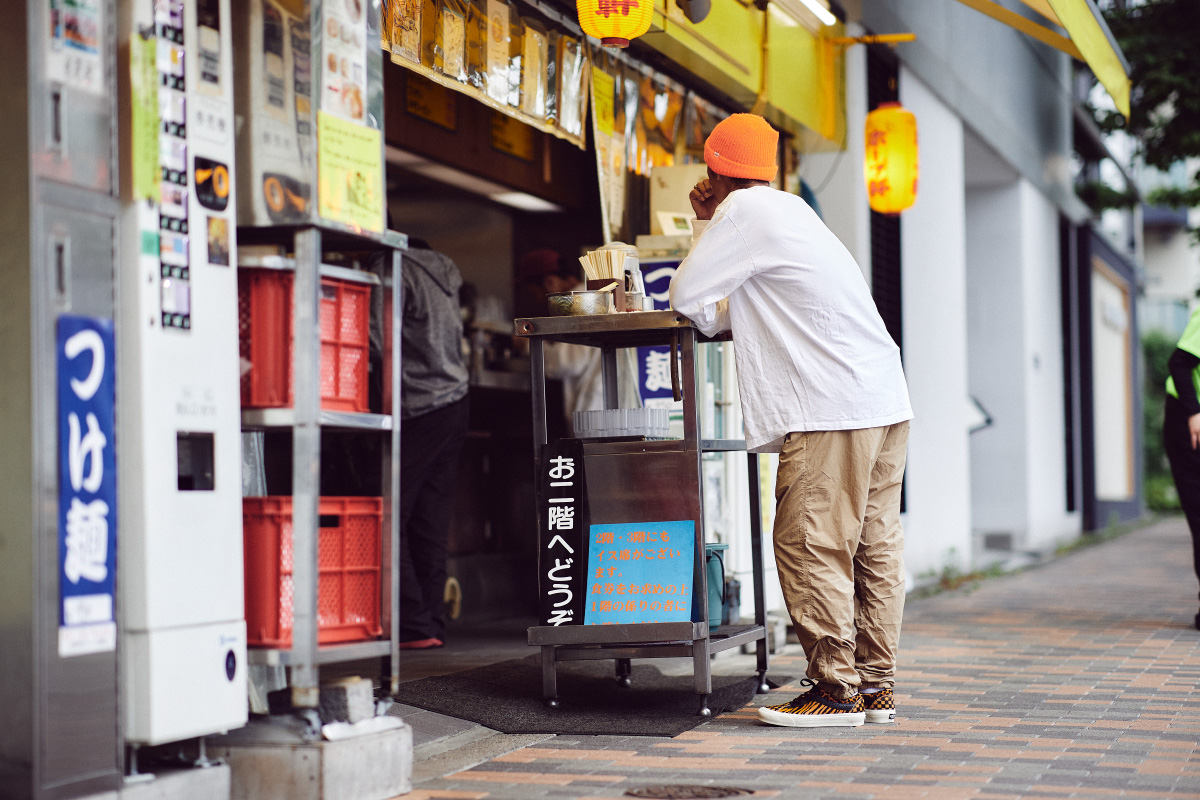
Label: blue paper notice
xmin=56 ymin=315 xmax=118 ymax=657
xmin=583 ymin=520 xmax=695 ymax=625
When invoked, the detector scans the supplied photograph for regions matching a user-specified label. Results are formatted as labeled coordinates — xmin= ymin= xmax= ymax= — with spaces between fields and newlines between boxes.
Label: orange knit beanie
xmin=704 ymin=114 xmax=778 ymax=182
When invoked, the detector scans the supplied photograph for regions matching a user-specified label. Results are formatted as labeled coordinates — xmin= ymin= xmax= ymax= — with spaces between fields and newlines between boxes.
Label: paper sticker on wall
xmin=321 ymin=0 xmax=368 ymax=123
xmin=441 ymin=6 xmax=466 ymax=82
xmin=390 ymin=0 xmax=422 ymax=64
xmin=194 ymin=156 xmax=230 ymax=211
xmin=207 ymin=216 xmax=230 ymax=266
xmin=317 ymin=110 xmax=383 ymax=232
xmin=491 ymin=112 xmax=534 ymax=161
xmin=520 ymin=25 xmax=547 ymax=119
xmin=262 ymin=173 xmax=310 ymax=223
xmin=290 ymin=17 xmax=314 ymax=149
xmin=406 ymin=73 xmax=458 ymax=131
xmin=485 ymin=0 xmax=510 ymax=103
xmin=592 ymin=70 xmax=614 ymax=137
xmin=160 ymin=230 xmax=189 ymax=268
xmin=196 ymin=0 xmax=222 ymax=93
xmin=131 ymin=32 xmax=160 ymax=201
xmin=160 ymin=182 xmax=188 ymax=217
xmin=263 ymin=1 xmax=287 ymax=118
xmin=48 ymin=0 xmax=105 ymax=96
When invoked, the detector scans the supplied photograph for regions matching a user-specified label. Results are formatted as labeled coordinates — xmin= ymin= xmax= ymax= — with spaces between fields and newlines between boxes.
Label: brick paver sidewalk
xmin=408 ymin=518 xmax=1200 ymax=799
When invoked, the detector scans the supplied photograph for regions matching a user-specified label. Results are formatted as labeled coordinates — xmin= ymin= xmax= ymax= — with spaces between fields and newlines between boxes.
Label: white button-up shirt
xmin=669 ymin=186 xmax=912 ymax=452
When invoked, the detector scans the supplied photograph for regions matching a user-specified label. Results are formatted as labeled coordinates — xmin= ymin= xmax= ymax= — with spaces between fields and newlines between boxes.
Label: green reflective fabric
xmin=1165 ymin=307 xmax=1200 ymax=399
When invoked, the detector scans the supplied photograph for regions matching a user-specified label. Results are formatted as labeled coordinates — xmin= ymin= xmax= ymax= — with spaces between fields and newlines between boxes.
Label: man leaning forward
xmin=669 ymin=114 xmax=913 ymax=728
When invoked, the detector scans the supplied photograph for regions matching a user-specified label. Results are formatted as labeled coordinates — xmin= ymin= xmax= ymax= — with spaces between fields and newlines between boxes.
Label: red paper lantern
xmin=864 ymin=102 xmax=918 ymax=215
xmin=577 ymin=0 xmax=654 ymax=48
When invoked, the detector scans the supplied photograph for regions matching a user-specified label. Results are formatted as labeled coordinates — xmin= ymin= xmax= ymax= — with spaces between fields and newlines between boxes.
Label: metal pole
xmin=530 ymin=338 xmax=547 ymax=453
xmin=601 ymin=345 xmax=618 ymax=409
xmin=385 ymin=246 xmax=402 ymax=695
xmin=681 ymin=330 xmax=698 ymax=444
xmin=682 ymin=328 xmax=711 ymax=714
xmin=747 ymin=452 xmax=769 ymax=690
xmin=290 ymin=227 xmax=322 ymax=708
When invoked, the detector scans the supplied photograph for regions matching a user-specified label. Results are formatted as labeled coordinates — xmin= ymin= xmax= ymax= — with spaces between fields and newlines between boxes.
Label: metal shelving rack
xmin=515 ymin=310 xmax=770 ymax=717
xmin=238 ymin=224 xmax=406 ymax=708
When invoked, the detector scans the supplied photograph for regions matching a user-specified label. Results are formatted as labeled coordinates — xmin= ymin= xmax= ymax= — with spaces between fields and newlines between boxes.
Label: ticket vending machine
xmin=118 ymin=0 xmax=248 ymax=746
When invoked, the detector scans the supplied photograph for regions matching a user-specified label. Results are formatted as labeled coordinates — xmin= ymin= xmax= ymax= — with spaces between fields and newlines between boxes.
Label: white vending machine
xmin=119 ymin=0 xmax=248 ymax=745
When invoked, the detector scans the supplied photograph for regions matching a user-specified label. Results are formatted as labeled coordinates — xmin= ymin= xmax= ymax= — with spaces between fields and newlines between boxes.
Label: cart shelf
xmin=237 ymin=223 xmax=406 ymax=253
xmin=516 ymin=312 xmax=770 ymax=717
xmin=241 ymin=408 xmax=393 ymax=431
xmin=247 ymin=640 xmax=392 ymax=667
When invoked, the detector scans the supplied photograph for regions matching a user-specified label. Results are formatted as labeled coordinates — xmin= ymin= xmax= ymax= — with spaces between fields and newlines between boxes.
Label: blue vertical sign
xmin=57 ymin=315 xmax=118 ymax=657
xmin=637 ymin=259 xmax=682 ymax=406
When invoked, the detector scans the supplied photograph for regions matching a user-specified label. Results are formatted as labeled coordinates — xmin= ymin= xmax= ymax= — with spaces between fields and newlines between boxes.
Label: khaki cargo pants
xmin=772 ymin=422 xmax=909 ymax=699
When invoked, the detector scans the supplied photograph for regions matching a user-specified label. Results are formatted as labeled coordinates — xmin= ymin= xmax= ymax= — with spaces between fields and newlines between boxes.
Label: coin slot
xmin=54 ymin=238 xmax=69 ymax=300
xmin=50 ymin=88 xmax=63 ymax=148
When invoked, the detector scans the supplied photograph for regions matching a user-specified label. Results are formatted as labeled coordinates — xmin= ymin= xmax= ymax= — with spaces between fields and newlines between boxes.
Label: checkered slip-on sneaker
xmin=862 ymin=687 xmax=896 ymax=724
xmin=757 ymin=680 xmax=865 ymax=728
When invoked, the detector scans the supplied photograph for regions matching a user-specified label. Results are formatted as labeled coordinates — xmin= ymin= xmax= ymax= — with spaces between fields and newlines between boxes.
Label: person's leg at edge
xmin=854 ymin=421 xmax=908 ymax=722
xmin=760 ymin=428 xmax=880 ymax=727
xmin=399 ymin=397 xmax=470 ymax=646
xmin=1163 ymin=400 xmax=1200 ymax=626
xmin=399 ymin=412 xmax=435 ymax=643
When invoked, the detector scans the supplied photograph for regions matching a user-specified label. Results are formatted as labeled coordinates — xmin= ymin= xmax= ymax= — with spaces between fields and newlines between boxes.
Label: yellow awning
xmin=955 ymin=0 xmax=1131 ymax=118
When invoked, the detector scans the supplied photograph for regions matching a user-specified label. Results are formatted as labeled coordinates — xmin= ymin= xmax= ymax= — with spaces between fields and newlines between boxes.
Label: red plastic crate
xmin=238 ymin=269 xmax=371 ymax=412
xmin=243 ymin=496 xmax=383 ymax=648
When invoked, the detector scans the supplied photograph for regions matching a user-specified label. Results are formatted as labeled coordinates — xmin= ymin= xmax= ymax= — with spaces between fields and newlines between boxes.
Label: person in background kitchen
xmin=513 ymin=248 xmax=568 ymax=320
xmin=1162 ymin=302 xmax=1200 ymax=631
xmin=398 ymin=237 xmax=470 ymax=649
xmin=669 ymin=114 xmax=913 ymax=728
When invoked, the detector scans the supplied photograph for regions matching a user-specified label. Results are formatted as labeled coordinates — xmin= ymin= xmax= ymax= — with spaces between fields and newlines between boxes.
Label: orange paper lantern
xmin=864 ymin=102 xmax=918 ymax=215
xmin=577 ymin=0 xmax=653 ymax=48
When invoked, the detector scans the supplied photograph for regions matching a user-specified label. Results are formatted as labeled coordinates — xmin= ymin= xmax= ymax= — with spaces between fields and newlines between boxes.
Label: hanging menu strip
xmin=156 ymin=0 xmax=191 ymax=331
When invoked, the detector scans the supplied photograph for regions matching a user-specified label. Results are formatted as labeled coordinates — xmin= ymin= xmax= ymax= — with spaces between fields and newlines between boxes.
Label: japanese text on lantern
xmin=597 ymin=0 xmax=639 ymax=17
xmin=866 ymin=128 xmax=890 ymax=199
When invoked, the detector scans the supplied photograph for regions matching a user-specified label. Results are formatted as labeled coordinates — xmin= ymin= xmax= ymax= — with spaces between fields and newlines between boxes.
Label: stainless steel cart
xmin=515 ymin=310 xmax=770 ymax=717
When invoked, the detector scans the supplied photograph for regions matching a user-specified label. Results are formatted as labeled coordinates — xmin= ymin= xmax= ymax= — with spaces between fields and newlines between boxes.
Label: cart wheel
xmin=544 ymin=698 xmax=560 ymax=710
xmin=615 ymin=658 xmax=633 ymax=688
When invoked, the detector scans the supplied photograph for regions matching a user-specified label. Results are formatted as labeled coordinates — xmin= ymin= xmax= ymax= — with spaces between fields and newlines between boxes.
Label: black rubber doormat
xmin=394 ymin=655 xmax=789 ymax=737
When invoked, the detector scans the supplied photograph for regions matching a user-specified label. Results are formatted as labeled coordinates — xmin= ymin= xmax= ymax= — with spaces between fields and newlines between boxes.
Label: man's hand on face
xmin=690 ymin=178 xmax=719 ymax=221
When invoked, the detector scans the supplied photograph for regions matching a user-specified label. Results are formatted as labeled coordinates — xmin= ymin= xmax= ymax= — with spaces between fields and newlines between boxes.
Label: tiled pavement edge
xmin=404 ymin=517 xmax=1200 ymax=799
